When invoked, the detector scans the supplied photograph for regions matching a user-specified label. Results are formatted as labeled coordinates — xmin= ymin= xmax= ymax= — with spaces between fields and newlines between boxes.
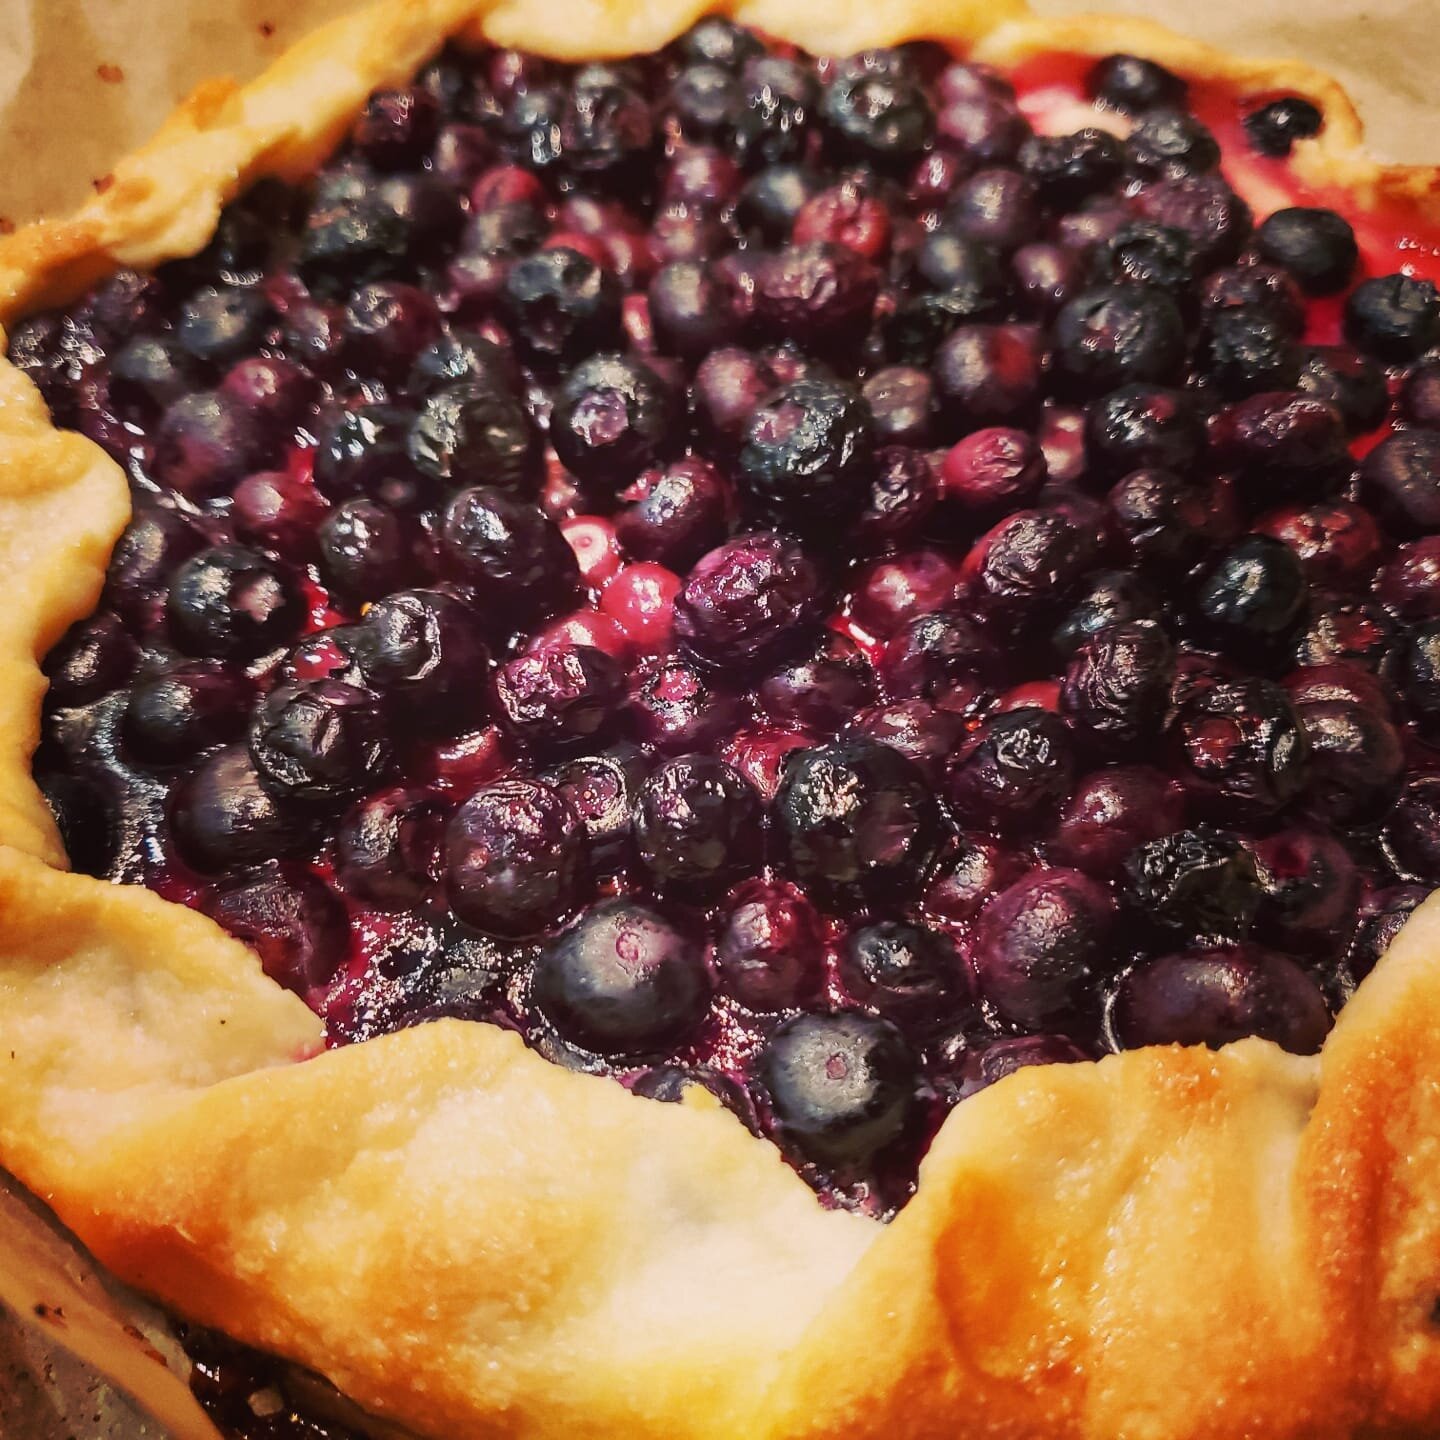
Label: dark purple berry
xmin=440 ymin=487 xmax=579 ymax=612
xmin=1256 ymin=207 xmax=1357 ymax=295
xmin=633 ymin=754 xmax=762 ymax=893
xmin=1243 ymin=97 xmax=1323 ymax=156
xmin=551 ymin=353 xmax=679 ymax=490
xmin=1345 ymin=273 xmax=1440 ymax=361
xmin=946 ymin=706 xmax=1074 ymax=831
xmin=336 ymin=787 xmax=445 ymax=908
xmin=167 ymin=545 xmax=299 ymax=660
xmin=1122 ymin=828 xmax=1261 ymax=940
xmin=715 ymin=878 xmax=823 ymax=1010
xmin=493 ymin=645 xmax=625 ymax=751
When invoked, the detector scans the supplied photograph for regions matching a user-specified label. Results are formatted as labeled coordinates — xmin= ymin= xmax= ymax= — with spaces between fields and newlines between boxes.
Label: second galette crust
xmin=1 ymin=2 xmax=1439 ymax=1438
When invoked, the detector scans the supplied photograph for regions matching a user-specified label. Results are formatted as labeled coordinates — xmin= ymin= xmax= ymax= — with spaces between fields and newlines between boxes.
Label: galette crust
xmin=1 ymin=3 xmax=1439 ymax=1438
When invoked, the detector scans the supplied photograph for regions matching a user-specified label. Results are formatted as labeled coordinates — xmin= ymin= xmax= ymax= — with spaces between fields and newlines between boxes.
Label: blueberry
xmin=1401 ymin=359 xmax=1440 ymax=428
xmin=1296 ymin=346 xmax=1388 ymax=434
xmin=43 ymin=614 xmax=136 ymax=708
xmin=1060 ymin=619 xmax=1174 ymax=748
xmin=1172 ymin=677 xmax=1310 ymax=820
xmin=775 ymin=739 xmax=944 ymax=905
xmin=1208 ymin=391 xmax=1348 ymax=491
xmin=839 ymin=920 xmax=964 ymax=1022
xmin=493 ymin=645 xmax=625 ymax=752
xmin=499 ymin=247 xmax=623 ymax=363
xmin=1345 ymin=273 xmax=1440 ymax=361
xmin=760 ymin=632 xmax=876 ymax=731
xmin=715 ymin=877 xmax=823 ymax=1010
xmin=1359 ymin=430 xmax=1440 ymax=535
xmin=1086 ymin=383 xmax=1203 ymax=474
xmin=177 ymin=285 xmax=273 ymax=367
xmin=409 ymin=327 xmax=513 ymax=392
xmin=614 ymin=457 xmax=729 ymax=569
xmin=171 ymin=746 xmax=319 ymax=873
xmin=551 ymin=353 xmax=679 ymax=491
xmin=312 ymin=404 xmax=427 ymax=508
xmin=633 ymin=754 xmax=763 ymax=894
xmin=628 ymin=655 xmax=743 ymax=753
xmin=352 ymin=87 xmax=440 ymax=169
xmin=534 ymin=899 xmax=712 ymax=1057
xmin=206 ymin=871 xmax=348 ymax=997
xmin=539 ymin=745 xmax=648 ymax=873
xmin=736 ymin=163 xmax=823 ymax=241
xmin=341 ymin=281 xmax=441 ymax=383
xmin=439 ymin=487 xmax=580 ymax=612
xmin=498 ymin=84 xmax=568 ymax=172
xmin=1053 ymin=285 xmax=1185 ymax=394
xmin=1051 ymin=569 xmax=1162 ymax=660
xmin=1106 ymin=468 xmax=1227 ymax=578
xmin=861 ymin=367 xmax=935 ymax=449
xmin=318 ymin=498 xmax=422 ymax=603
xmin=1133 ymin=174 xmax=1252 ymax=268
xmin=1201 ymin=264 xmax=1305 ymax=334
xmin=446 ymin=778 xmax=589 ymax=937
xmin=940 ymin=425 xmax=1045 ymax=514
xmin=1122 ymin=827 xmax=1261 ymax=940
xmin=1350 ymin=887 xmax=1426 ymax=980
xmin=1091 ymin=222 xmax=1196 ymax=296
xmin=845 ymin=700 xmax=965 ymax=781
xmin=153 ymin=391 xmax=264 ymax=496
xmin=648 ymin=260 xmax=740 ymax=359
xmin=1404 ymin=622 xmax=1440 ymax=735
xmin=1111 ymin=946 xmax=1331 ymax=1054
xmin=335 ymin=786 xmax=445 ymax=908
xmin=963 ymin=508 xmax=1092 ymax=628
xmin=560 ymin=63 xmax=655 ymax=181
xmin=854 ymin=446 xmax=940 ymax=549
xmin=946 ymin=706 xmax=1075 ymax=831
xmin=1088 ymin=54 xmax=1187 ymax=114
xmin=1250 ymin=827 xmax=1359 ymax=953
xmin=1201 ymin=308 xmax=1302 ymax=397
xmin=822 ymin=52 xmax=934 ymax=164
xmin=933 ymin=323 xmax=1043 ymax=428
xmin=760 ymin=1012 xmax=919 ymax=1168
xmin=1294 ymin=695 xmax=1403 ymax=824
xmin=972 ymin=868 xmax=1117 ymax=1033
xmin=1243 ymin=96 xmax=1323 ymax=156
xmin=103 ymin=507 xmax=201 ymax=622
xmin=674 ymin=533 xmax=825 ymax=671
xmin=732 ymin=56 xmax=817 ymax=169
xmin=1195 ymin=537 xmax=1308 ymax=646
xmin=1018 ymin=128 xmax=1124 ymax=202
xmin=110 ymin=334 xmax=202 ymax=417
xmin=1126 ymin=109 xmax=1219 ymax=178
xmin=122 ymin=663 xmax=250 ymax=764
xmin=735 ymin=376 xmax=875 ymax=522
xmin=753 ymin=242 xmax=879 ymax=351
xmin=944 ymin=168 xmax=1039 ymax=253
xmin=248 ymin=680 xmax=390 ymax=806
xmin=407 ymin=380 xmax=538 ymax=493
xmin=670 ymin=63 xmax=740 ymax=140
xmin=1047 ymin=764 xmax=1186 ymax=878
xmin=167 ymin=545 xmax=299 ymax=660
xmin=677 ymin=16 xmax=763 ymax=68
xmin=878 ymin=610 xmax=997 ymax=706
xmin=339 ymin=588 xmax=488 ymax=722
xmin=939 ymin=1033 xmax=1091 ymax=1102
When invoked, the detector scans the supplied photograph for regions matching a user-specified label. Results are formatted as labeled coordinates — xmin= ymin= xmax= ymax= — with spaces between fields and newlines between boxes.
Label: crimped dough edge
xmin=0 ymin=3 xmax=1439 ymax=1438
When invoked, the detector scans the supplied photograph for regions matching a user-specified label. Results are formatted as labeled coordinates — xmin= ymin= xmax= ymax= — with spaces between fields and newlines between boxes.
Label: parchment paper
xmin=0 ymin=1 xmax=1436 ymax=1436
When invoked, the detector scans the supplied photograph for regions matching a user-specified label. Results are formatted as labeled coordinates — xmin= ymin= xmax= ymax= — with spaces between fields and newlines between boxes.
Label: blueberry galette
xmin=4 ymin=1 xmax=1440 ymax=1436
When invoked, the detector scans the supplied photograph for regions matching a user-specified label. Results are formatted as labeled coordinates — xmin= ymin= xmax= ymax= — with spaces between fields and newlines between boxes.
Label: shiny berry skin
xmin=500 ymin=247 xmax=622 ymax=363
xmin=972 ymin=868 xmax=1117 ymax=1033
xmin=731 ymin=56 xmax=817 ymax=170
xmin=1256 ymin=207 xmax=1357 ymax=296
xmin=1254 ymin=501 xmax=1380 ymax=590
xmin=1122 ymin=828 xmax=1261 ymax=941
xmin=122 ymin=663 xmax=250 ymax=764
xmin=1060 ymin=620 xmax=1174 ymax=748
xmin=153 ymin=392 xmax=262 ymax=496
xmin=759 ymin=1012 xmax=919 ymax=1169
xmin=1250 ymin=827 xmax=1359 ymax=954
xmin=1201 ymin=307 xmax=1301 ymax=397
xmin=171 ymin=746 xmax=318 ymax=873
xmin=1171 ymin=677 xmax=1310 ymax=821
xmin=1111 ymin=946 xmax=1331 ymax=1054
xmin=206 ymin=871 xmax=349 ymax=998
xmin=440 ymin=487 xmax=580 ymax=612
xmin=945 ymin=169 xmax=1039 ymax=253
xmin=43 ymin=615 xmax=136 ymax=708
xmin=318 ymin=498 xmax=422 ymax=603
xmin=1194 ymin=537 xmax=1308 ymax=647
xmin=341 ymin=281 xmax=441 ymax=382
xmin=961 ymin=508 xmax=1091 ymax=629
xmin=1359 ymin=431 xmax=1440 ymax=536
xmin=408 ymin=381 xmax=538 ymax=493
xmin=335 ymin=787 xmax=445 ymax=908
xmin=1126 ymin=108 xmax=1219 ymax=178
xmin=760 ymin=632 xmax=876 ymax=731
xmin=633 ymin=754 xmax=763 ymax=894
xmin=166 ymin=545 xmax=299 ymax=661
xmin=540 ymin=746 xmax=647 ymax=873
xmin=600 ymin=563 xmax=681 ymax=652
xmin=933 ymin=323 xmax=1042 ymax=428
xmin=249 ymin=681 xmax=391 ymax=806
xmin=941 ymin=426 xmax=1045 ymax=513
xmin=1088 ymin=53 xmax=1187 ymax=113
xmin=714 ymin=878 xmax=823 ymax=1010
xmin=1051 ymin=569 xmax=1162 ymax=661
xmin=775 ymin=740 xmax=945 ymax=906
xmin=615 ymin=458 xmax=729 ymax=569
xmin=947 ymin=706 xmax=1074 ymax=832
xmin=1086 ymin=384 xmax=1202 ymax=476
xmin=879 ymin=610 xmax=997 ymax=704
xmin=534 ymin=899 xmax=713 ymax=1057
xmin=735 ymin=377 xmax=875 ymax=521
xmin=674 ymin=533 xmax=825 ymax=670
xmin=353 ymin=87 xmax=440 ymax=168
xmin=1296 ymin=345 xmax=1387 ymax=433
xmin=1401 ymin=359 xmax=1440 ymax=428
xmin=939 ymin=1033 xmax=1090 ymax=1102
xmin=1383 ymin=777 xmax=1440 ymax=884
xmin=1293 ymin=696 xmax=1403 ymax=825
xmin=1243 ymin=97 xmax=1323 ymax=156
xmin=1379 ymin=538 xmax=1440 ymax=620
xmin=1047 ymin=764 xmax=1185 ymax=878
xmin=1350 ymin=887 xmax=1426 ymax=981
xmin=311 ymin=405 xmax=423 ymax=506
xmin=628 ymin=656 xmax=741 ymax=753
xmin=839 ymin=920 xmax=964 ymax=1022
xmin=231 ymin=470 xmax=328 ymax=560
xmin=821 ymin=53 xmax=934 ymax=164
xmin=551 ymin=353 xmax=680 ymax=490
xmin=493 ymin=645 xmax=626 ymax=752
xmin=753 ymin=242 xmax=879 ymax=349
xmin=1053 ymin=285 xmax=1185 ymax=394
xmin=849 ymin=549 xmax=960 ymax=639
xmin=177 ymin=284 xmax=273 ymax=366
xmin=1018 ymin=128 xmax=1123 ymax=202
xmin=445 ymin=778 xmax=589 ymax=937
xmin=1292 ymin=599 xmax=1398 ymax=671
xmin=1344 ymin=273 xmax=1440 ymax=361
xmin=1107 ymin=467 xmax=1230 ymax=578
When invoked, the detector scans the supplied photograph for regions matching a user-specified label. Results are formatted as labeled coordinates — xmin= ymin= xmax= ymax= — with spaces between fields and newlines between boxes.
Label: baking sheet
xmin=0 ymin=0 xmax=1436 ymax=1435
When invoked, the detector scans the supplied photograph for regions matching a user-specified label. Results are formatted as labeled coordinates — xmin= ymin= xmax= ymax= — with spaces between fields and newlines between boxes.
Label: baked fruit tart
xmin=4 ymin=0 xmax=1440 ymax=1435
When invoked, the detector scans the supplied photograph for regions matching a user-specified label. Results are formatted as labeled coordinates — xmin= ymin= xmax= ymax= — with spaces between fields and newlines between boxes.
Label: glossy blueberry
xmin=946 ymin=706 xmax=1074 ymax=831
xmin=408 ymin=380 xmax=538 ymax=492
xmin=206 ymin=871 xmax=348 ymax=997
xmin=539 ymin=745 xmax=647 ymax=873
xmin=759 ymin=1012 xmax=919 ymax=1169
xmin=878 ymin=610 xmax=997 ymax=706
xmin=715 ymin=878 xmax=823 ymax=1010
xmin=1401 ymin=359 xmax=1440 ymax=428
xmin=1208 ymin=391 xmax=1348 ymax=490
xmin=677 ymin=16 xmax=763 ymax=68
xmin=1088 ymin=53 xmax=1187 ymax=114
xmin=446 ymin=778 xmax=589 ymax=937
xmin=335 ymin=786 xmax=445 ymax=908
xmin=1053 ymin=285 xmax=1185 ymax=394
xmin=1350 ymin=887 xmax=1426 ymax=981
xmin=340 ymin=281 xmax=441 ymax=383
xmin=933 ymin=323 xmax=1042 ymax=429
xmin=648 ymin=260 xmax=740 ymax=359
xmin=1060 ymin=620 xmax=1174 ymax=749
xmin=1018 ymin=128 xmax=1123 ymax=202
xmin=1194 ymin=537 xmax=1308 ymax=646
xmin=534 ymin=899 xmax=712 ymax=1057
xmin=1345 ymin=273 xmax=1440 ymax=361
xmin=171 ymin=746 xmax=319 ymax=873
xmin=821 ymin=52 xmax=934 ymax=164
xmin=152 ymin=391 xmax=263 ymax=496
xmin=1111 ymin=945 xmax=1331 ymax=1054
xmin=560 ymin=63 xmax=655 ymax=181
xmin=1384 ymin=777 xmax=1440 ymax=884
xmin=1243 ymin=96 xmax=1323 ymax=156
xmin=735 ymin=377 xmax=875 ymax=521
xmin=731 ymin=56 xmax=817 ymax=170
xmin=43 ymin=614 xmax=136 ymax=708
xmin=1293 ymin=696 xmax=1403 ymax=824
xmin=1201 ymin=264 xmax=1305 ymax=334
xmin=633 ymin=754 xmax=763 ymax=893
xmin=1134 ymin=174 xmax=1252 ymax=267
xmin=551 ymin=353 xmax=680 ymax=491
xmin=440 ymin=487 xmax=580 ymax=612
xmin=1086 ymin=384 xmax=1203 ymax=475
xmin=753 ymin=242 xmax=879 ymax=350
xmin=674 ymin=533 xmax=825 ymax=671
xmin=1106 ymin=468 xmax=1228 ymax=578
xmin=167 ymin=545 xmax=299 ymax=660
xmin=627 ymin=656 xmax=742 ymax=754
xmin=312 ymin=404 xmax=428 ymax=508
xmin=1122 ymin=828 xmax=1261 ymax=940
xmin=121 ymin=663 xmax=249 ymax=764
xmin=972 ymin=868 xmax=1117 ymax=1033
xmin=962 ymin=507 xmax=1093 ymax=628
xmin=1047 ymin=764 xmax=1186 ymax=878
xmin=499 ymin=247 xmax=623 ymax=363
xmin=1201 ymin=307 xmax=1301 ymax=397
xmin=177 ymin=285 xmax=273 ymax=367
xmin=1256 ymin=207 xmax=1357 ymax=296
xmin=1250 ymin=827 xmax=1360 ymax=953
xmin=1125 ymin=108 xmax=1219 ymax=178
xmin=493 ymin=645 xmax=625 ymax=751
xmin=352 ymin=86 xmax=440 ymax=169
xmin=1051 ymin=569 xmax=1162 ymax=661
xmin=760 ymin=633 xmax=876 ymax=731
xmin=318 ymin=498 xmax=422 ymax=603
xmin=775 ymin=739 xmax=944 ymax=905
xmin=248 ymin=680 xmax=391 ymax=806
xmin=615 ymin=458 xmax=729 ymax=570
xmin=839 ymin=920 xmax=963 ymax=1022
xmin=1256 ymin=501 xmax=1381 ymax=590
xmin=1359 ymin=430 xmax=1440 ymax=536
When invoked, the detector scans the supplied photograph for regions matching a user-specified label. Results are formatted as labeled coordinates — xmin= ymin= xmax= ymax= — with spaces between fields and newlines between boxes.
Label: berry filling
xmin=17 ymin=26 xmax=1440 ymax=1260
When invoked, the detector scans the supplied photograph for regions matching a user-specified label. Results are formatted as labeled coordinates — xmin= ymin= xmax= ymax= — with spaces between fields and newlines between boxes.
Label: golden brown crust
xmin=1 ymin=3 xmax=1440 ymax=1438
